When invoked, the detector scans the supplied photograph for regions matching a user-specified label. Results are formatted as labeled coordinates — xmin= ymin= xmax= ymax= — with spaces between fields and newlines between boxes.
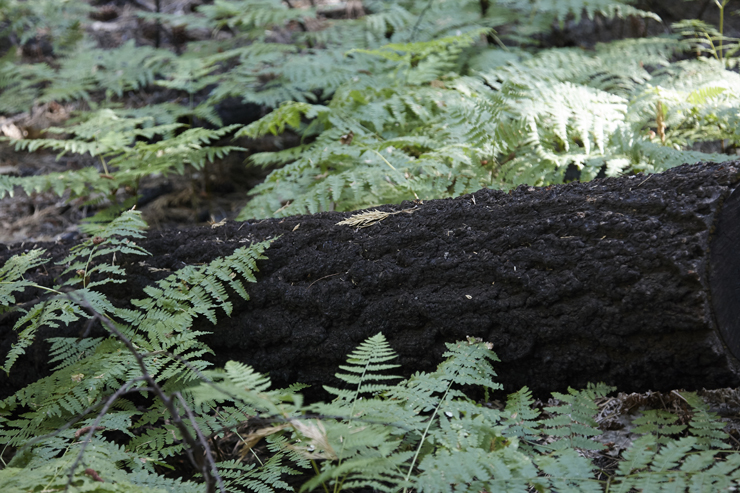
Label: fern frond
xmin=501 ymin=386 xmax=541 ymax=448
xmin=631 ymin=409 xmax=687 ymax=444
xmin=527 ymin=0 xmax=660 ymax=24
xmin=48 ymin=336 xmax=104 ymax=371
xmin=218 ymin=456 xmax=300 ymax=493
xmin=533 ymin=448 xmax=600 ymax=493
xmin=1 ymin=110 xmax=243 ymax=219
xmin=0 ymin=336 xmax=140 ymax=446
xmin=438 ymin=336 xmax=502 ymax=392
xmin=538 ymin=383 xmax=613 ymax=452
xmin=613 ymin=437 xmax=698 ymax=492
xmin=2 ymin=297 xmax=88 ymax=374
xmin=127 ymin=427 xmax=186 ymax=460
xmin=301 ymin=449 xmax=413 ymax=493
xmin=224 ymin=360 xmax=273 ymax=394
xmin=235 ymin=101 xmax=328 ymax=139
xmin=198 ymin=0 xmax=309 ymax=33
xmin=415 ymin=447 xmax=536 ymax=493
xmin=682 ymin=392 xmax=731 ymax=451
xmin=3 ymin=434 xmax=202 ymax=493
xmin=44 ymin=39 xmax=173 ymax=101
xmin=128 ymin=240 xmax=271 ymax=384
xmin=615 ymin=434 xmax=658 ymax=479
xmin=0 ymin=249 xmax=50 ymax=309
xmin=353 ymin=29 xmax=488 ymax=84
xmin=60 ymin=209 xmax=149 ymax=288
xmin=0 ymin=60 xmax=56 ymax=114
xmin=324 ymin=332 xmax=401 ymax=403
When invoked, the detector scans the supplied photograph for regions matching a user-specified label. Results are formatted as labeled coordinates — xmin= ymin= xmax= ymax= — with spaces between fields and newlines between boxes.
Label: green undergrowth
xmin=1 ymin=211 xmax=740 ymax=492
xmin=2 ymin=0 xmax=740 ymax=219
xmin=3 ymin=1 xmax=740 ymax=491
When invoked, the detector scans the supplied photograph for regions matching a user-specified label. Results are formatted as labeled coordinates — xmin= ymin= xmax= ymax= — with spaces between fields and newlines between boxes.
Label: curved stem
xmin=0 ymin=282 xmax=64 ymax=296
xmin=402 ymin=380 xmax=454 ymax=492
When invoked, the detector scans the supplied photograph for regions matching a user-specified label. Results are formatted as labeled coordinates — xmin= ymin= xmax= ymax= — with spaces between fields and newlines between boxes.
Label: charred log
xmin=2 ymin=161 xmax=740 ymax=399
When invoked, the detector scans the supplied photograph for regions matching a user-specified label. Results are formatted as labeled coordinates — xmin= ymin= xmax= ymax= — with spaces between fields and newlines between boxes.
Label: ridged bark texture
xmin=2 ymin=161 xmax=740 ymax=398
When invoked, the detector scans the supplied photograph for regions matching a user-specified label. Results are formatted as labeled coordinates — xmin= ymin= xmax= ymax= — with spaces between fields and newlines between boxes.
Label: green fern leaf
xmin=539 ymin=384 xmax=613 ymax=452
xmin=682 ymin=392 xmax=731 ymax=450
xmin=501 ymin=386 xmax=541 ymax=447
xmin=631 ymin=409 xmax=687 ymax=444
xmin=324 ymin=332 xmax=401 ymax=402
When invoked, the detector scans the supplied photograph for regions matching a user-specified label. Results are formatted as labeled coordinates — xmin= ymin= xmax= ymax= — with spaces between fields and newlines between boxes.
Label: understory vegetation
xmin=2 ymin=213 xmax=740 ymax=492
xmin=3 ymin=0 xmax=740 ymax=218
xmin=3 ymin=0 xmax=740 ymax=491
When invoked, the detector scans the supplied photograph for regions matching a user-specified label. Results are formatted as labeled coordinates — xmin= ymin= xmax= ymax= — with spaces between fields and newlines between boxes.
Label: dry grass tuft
xmin=336 ymin=207 xmax=416 ymax=228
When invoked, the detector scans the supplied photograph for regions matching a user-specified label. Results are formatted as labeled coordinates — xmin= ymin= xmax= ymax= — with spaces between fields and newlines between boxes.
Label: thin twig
xmin=308 ymin=272 xmax=343 ymax=288
xmin=177 ymin=393 xmax=225 ymax=492
xmin=69 ymin=293 xmax=224 ymax=493
xmin=18 ymin=385 xmax=151 ymax=458
xmin=66 ymin=377 xmax=146 ymax=490
xmin=634 ymin=174 xmax=653 ymax=188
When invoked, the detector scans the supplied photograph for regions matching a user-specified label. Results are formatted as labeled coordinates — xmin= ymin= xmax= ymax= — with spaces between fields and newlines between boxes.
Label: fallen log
xmin=2 ymin=161 xmax=740 ymax=398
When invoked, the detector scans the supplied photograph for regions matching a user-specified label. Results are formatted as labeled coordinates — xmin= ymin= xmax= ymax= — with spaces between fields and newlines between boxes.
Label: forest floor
xmin=2 ymin=0 xmax=740 ymax=476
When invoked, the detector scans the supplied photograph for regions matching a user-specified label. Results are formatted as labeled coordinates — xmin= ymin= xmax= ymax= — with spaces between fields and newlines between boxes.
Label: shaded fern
xmin=539 ymin=383 xmax=614 ymax=452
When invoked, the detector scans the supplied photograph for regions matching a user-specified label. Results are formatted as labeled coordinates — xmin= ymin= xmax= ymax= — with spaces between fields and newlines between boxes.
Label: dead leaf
xmin=239 ymin=424 xmax=290 ymax=457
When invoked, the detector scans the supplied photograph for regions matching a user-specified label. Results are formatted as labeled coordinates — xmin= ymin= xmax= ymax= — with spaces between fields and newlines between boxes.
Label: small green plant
xmin=674 ymin=0 xmax=740 ymax=66
xmin=0 ymin=109 xmax=243 ymax=220
xmin=0 ymin=209 xmax=274 ymax=492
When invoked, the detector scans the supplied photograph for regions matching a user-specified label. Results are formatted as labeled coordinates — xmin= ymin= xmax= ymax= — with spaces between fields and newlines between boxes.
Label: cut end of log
xmin=710 ymin=185 xmax=740 ymax=361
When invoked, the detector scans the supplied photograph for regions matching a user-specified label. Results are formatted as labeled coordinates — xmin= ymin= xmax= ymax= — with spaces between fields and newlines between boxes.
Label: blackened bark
xmin=709 ymin=183 xmax=740 ymax=365
xmin=2 ymin=161 xmax=740 ymax=399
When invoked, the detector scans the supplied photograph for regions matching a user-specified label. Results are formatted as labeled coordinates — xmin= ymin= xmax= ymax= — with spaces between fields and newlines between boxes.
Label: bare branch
xmin=66 ymin=376 xmax=146 ymax=491
xmin=68 ymin=293 xmax=225 ymax=493
xmin=176 ymin=392 xmax=225 ymax=492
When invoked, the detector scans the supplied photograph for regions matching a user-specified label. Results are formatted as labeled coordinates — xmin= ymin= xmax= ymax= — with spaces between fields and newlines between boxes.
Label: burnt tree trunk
xmin=2 ymin=161 xmax=740 ymax=398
